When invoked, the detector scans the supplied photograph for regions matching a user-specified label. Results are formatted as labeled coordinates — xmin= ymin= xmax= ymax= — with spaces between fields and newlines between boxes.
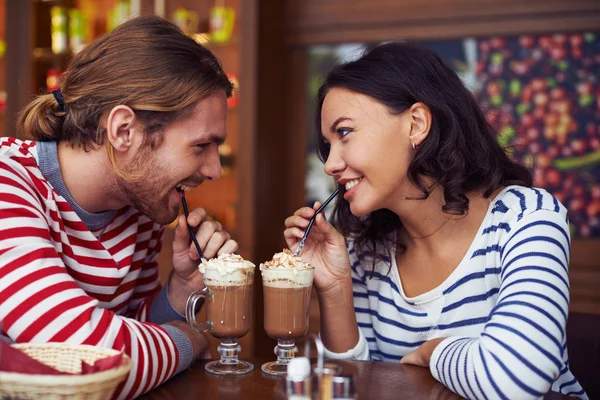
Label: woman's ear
xmin=408 ymin=102 xmax=432 ymax=148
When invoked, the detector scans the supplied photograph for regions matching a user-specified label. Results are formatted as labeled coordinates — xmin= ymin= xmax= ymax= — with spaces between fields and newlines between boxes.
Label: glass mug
xmin=261 ymin=267 xmax=314 ymax=375
xmin=186 ymin=265 xmax=254 ymax=375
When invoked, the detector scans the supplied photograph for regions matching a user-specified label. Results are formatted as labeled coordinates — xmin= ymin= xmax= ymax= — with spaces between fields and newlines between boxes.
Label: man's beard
xmin=116 ymin=151 xmax=180 ymax=225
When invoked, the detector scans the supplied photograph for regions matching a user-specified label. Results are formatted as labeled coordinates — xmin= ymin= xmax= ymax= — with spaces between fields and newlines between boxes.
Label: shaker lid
xmin=331 ymin=373 xmax=356 ymax=399
xmin=287 ymin=357 xmax=311 ymax=381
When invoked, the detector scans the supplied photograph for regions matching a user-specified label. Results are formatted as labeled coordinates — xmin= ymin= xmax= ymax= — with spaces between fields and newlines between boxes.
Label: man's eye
xmin=196 ymin=143 xmax=211 ymax=150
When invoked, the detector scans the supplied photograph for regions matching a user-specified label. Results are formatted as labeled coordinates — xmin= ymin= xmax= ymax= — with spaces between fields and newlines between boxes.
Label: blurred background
xmin=0 ymin=0 xmax=598 ymax=360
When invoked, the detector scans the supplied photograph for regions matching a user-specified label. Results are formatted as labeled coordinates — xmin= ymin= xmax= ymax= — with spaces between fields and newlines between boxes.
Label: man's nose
xmin=198 ymin=148 xmax=222 ymax=181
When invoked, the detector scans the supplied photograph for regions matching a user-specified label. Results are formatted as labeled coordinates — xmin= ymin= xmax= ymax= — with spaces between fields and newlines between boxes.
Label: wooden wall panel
xmin=251 ymin=0 xmax=291 ymax=358
xmin=5 ymin=1 xmax=32 ymax=138
xmin=284 ymin=0 xmax=600 ymax=44
xmin=569 ymin=240 xmax=600 ymax=314
xmin=237 ymin=0 xmax=258 ymax=264
xmin=286 ymin=0 xmax=600 ymax=27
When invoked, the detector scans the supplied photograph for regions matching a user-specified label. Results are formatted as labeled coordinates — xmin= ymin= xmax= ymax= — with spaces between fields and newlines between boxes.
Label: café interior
xmin=0 ymin=0 xmax=599 ymax=399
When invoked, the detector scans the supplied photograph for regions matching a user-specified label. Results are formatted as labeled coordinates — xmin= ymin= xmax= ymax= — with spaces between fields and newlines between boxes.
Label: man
xmin=0 ymin=16 xmax=235 ymax=399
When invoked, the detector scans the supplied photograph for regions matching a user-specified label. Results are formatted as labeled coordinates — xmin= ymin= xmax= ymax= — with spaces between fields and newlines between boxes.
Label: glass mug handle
xmin=186 ymin=287 xmax=213 ymax=333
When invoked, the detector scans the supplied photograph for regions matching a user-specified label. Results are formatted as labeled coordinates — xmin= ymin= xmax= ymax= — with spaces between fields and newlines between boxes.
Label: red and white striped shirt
xmin=0 ymin=137 xmax=179 ymax=399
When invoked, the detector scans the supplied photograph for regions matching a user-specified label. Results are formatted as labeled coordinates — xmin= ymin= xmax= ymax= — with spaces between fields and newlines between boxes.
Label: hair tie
xmin=52 ymin=89 xmax=66 ymax=112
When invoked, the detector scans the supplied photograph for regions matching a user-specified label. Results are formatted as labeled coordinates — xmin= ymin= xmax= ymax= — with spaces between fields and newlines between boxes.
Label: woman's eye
xmin=337 ymin=128 xmax=352 ymax=137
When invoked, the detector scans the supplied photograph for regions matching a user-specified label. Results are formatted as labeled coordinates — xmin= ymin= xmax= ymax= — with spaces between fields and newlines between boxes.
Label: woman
xmin=284 ymin=42 xmax=587 ymax=399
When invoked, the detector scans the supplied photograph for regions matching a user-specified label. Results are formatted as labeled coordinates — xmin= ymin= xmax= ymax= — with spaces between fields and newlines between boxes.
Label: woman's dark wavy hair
xmin=316 ymin=42 xmax=532 ymax=264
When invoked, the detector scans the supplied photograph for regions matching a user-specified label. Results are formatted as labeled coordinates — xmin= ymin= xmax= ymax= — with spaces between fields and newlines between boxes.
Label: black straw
xmin=295 ymin=189 xmax=340 ymax=256
xmin=180 ymin=191 xmax=205 ymax=261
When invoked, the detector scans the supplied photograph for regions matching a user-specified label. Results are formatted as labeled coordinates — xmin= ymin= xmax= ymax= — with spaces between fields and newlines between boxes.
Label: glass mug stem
xmin=218 ymin=339 xmax=242 ymax=364
xmin=275 ymin=339 xmax=297 ymax=364
xmin=261 ymin=339 xmax=299 ymax=376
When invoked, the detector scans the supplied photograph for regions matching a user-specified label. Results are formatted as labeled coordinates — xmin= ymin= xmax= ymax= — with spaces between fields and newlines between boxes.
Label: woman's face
xmin=320 ymin=88 xmax=418 ymax=217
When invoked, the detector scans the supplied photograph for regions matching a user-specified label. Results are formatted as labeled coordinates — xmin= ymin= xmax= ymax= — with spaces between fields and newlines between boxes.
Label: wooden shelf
xmin=33 ymin=0 xmax=68 ymax=4
xmin=32 ymin=47 xmax=72 ymax=62
xmin=196 ymin=36 xmax=240 ymax=50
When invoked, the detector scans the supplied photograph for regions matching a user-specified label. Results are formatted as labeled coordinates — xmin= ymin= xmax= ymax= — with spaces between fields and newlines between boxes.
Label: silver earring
xmin=412 ymin=142 xmax=416 ymax=150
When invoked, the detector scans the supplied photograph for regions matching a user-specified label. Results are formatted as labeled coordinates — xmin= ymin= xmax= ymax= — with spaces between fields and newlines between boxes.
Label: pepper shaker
xmin=331 ymin=373 xmax=356 ymax=399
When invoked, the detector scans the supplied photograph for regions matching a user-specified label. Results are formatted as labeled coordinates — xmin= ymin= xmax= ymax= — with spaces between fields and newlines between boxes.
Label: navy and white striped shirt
xmin=324 ymin=185 xmax=587 ymax=400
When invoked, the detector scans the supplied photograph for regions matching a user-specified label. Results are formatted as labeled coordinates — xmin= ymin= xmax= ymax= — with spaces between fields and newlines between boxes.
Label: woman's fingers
xmin=284 ymin=214 xmax=311 ymax=229
xmin=284 ymin=226 xmax=306 ymax=241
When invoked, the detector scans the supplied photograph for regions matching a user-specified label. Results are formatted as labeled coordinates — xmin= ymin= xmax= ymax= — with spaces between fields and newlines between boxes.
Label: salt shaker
xmin=285 ymin=357 xmax=312 ymax=400
xmin=285 ymin=334 xmax=357 ymax=399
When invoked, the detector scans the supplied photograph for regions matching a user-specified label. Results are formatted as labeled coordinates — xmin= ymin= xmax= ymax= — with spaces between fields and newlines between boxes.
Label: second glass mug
xmin=186 ymin=267 xmax=254 ymax=375
xmin=261 ymin=267 xmax=315 ymax=375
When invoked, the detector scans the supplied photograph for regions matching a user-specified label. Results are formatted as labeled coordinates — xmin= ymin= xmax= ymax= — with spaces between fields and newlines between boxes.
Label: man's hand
xmin=168 ymin=207 xmax=239 ymax=314
xmin=172 ymin=207 xmax=238 ymax=279
xmin=400 ymin=337 xmax=446 ymax=367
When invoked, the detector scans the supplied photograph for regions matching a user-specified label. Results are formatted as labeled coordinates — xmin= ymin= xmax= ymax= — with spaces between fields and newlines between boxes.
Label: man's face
xmin=117 ymin=92 xmax=227 ymax=224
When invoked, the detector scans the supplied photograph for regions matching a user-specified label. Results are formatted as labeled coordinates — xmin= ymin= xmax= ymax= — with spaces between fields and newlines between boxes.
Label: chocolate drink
xmin=207 ymin=284 xmax=253 ymax=339
xmin=263 ymin=285 xmax=312 ymax=339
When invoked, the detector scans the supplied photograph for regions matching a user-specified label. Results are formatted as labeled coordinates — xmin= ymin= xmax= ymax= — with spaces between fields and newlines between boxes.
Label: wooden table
xmin=140 ymin=358 xmax=573 ymax=399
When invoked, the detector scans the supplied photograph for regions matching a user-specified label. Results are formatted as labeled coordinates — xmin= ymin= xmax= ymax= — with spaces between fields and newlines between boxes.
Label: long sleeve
xmin=430 ymin=208 xmax=586 ymax=400
xmin=147 ymin=276 xmax=195 ymax=375
xmin=0 ymin=160 xmax=179 ymax=400
xmin=127 ymin=226 xmax=164 ymax=322
xmin=136 ymin=228 xmax=194 ymax=376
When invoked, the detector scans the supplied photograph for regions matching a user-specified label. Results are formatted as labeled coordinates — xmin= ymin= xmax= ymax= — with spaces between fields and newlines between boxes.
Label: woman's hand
xmin=284 ymin=202 xmax=351 ymax=292
xmin=400 ymin=338 xmax=446 ymax=367
xmin=286 ymin=202 xmax=361 ymax=353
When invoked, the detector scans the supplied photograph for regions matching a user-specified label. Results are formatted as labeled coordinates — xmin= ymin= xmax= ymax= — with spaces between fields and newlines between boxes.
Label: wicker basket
xmin=0 ymin=343 xmax=131 ymax=400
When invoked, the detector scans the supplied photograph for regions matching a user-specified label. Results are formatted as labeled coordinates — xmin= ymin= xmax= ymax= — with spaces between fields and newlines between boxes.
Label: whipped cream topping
xmin=199 ymin=253 xmax=255 ymax=286
xmin=260 ymin=249 xmax=314 ymax=288
xmin=259 ymin=249 xmax=314 ymax=271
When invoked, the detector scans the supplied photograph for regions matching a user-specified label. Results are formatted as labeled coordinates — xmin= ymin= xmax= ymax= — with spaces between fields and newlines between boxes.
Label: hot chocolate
xmin=198 ymin=253 xmax=255 ymax=339
xmin=263 ymin=285 xmax=311 ymax=339
xmin=260 ymin=249 xmax=314 ymax=340
xmin=207 ymin=284 xmax=253 ymax=339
